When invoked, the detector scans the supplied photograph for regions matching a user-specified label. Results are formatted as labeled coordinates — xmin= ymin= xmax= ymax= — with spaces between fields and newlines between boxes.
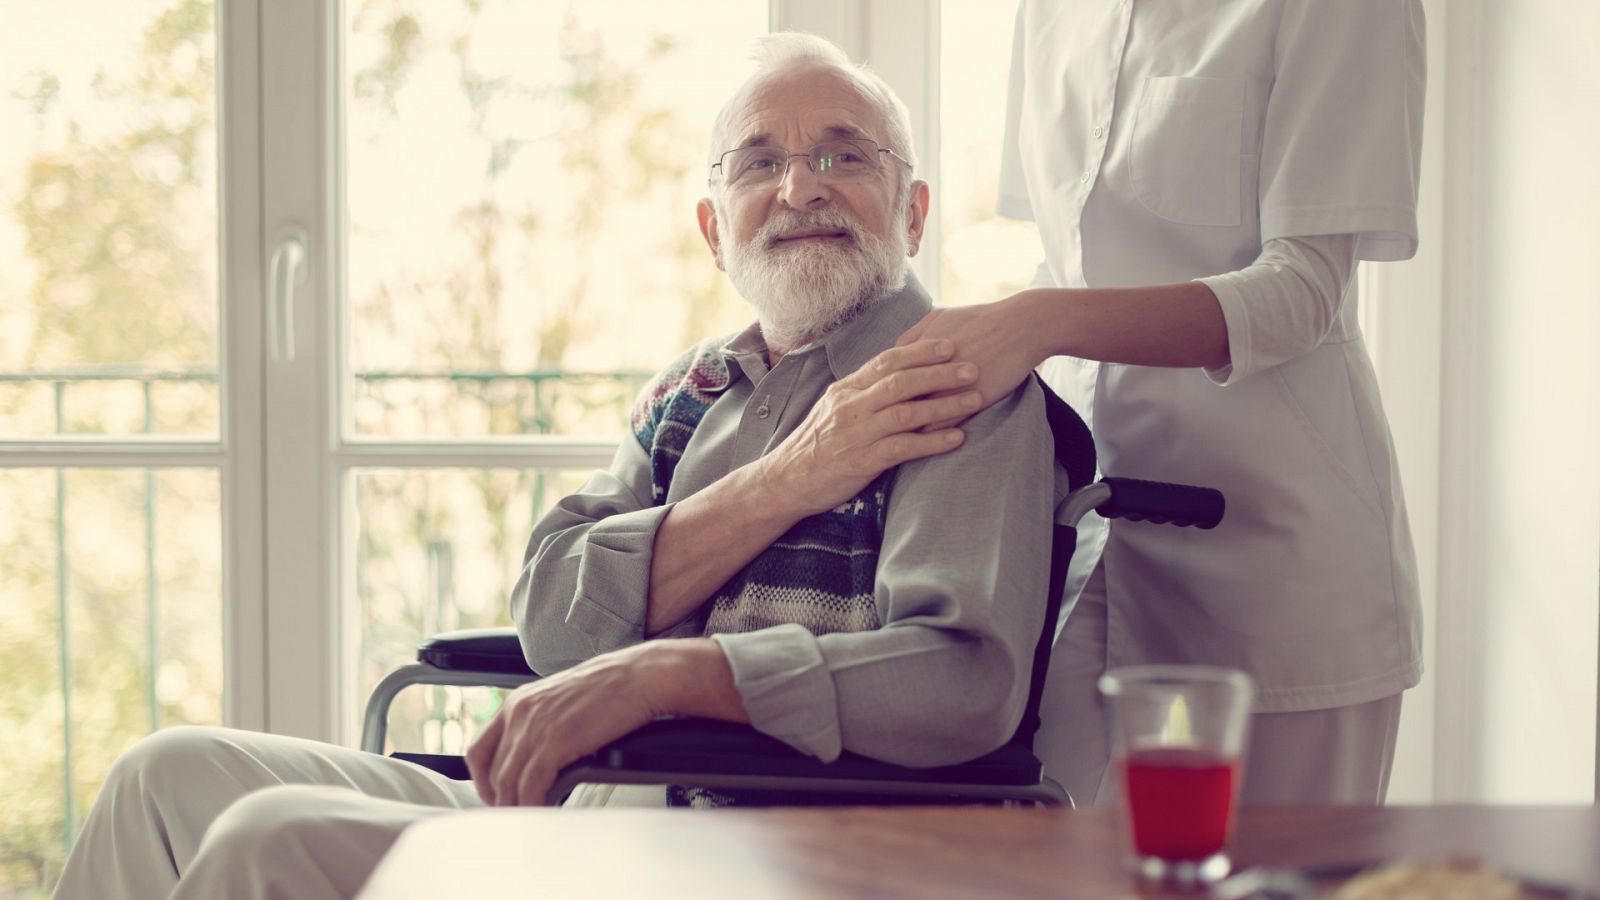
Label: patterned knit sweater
xmin=630 ymin=339 xmax=896 ymax=807
xmin=631 ymin=338 xmax=895 ymax=640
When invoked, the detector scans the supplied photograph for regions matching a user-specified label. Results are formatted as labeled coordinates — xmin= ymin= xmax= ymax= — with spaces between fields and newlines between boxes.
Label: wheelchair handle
xmin=1096 ymin=477 xmax=1225 ymax=529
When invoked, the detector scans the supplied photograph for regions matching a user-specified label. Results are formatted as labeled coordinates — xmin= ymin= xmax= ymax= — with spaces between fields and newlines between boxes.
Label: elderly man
xmin=52 ymin=33 xmax=1058 ymax=900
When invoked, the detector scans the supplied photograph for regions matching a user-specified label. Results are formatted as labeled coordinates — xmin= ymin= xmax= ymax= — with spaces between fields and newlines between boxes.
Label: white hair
xmin=707 ymin=32 xmax=917 ymax=201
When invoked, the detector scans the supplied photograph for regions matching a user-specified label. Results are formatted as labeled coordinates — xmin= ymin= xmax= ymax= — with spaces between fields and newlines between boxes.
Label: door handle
xmin=268 ymin=229 xmax=308 ymax=362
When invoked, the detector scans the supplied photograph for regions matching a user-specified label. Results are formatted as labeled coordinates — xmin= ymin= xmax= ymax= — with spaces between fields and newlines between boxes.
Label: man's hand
xmin=895 ymin=294 xmax=1052 ymax=430
xmin=756 ymin=338 xmax=984 ymax=517
xmin=644 ymin=340 xmax=986 ymax=635
xmin=465 ymin=639 xmax=744 ymax=807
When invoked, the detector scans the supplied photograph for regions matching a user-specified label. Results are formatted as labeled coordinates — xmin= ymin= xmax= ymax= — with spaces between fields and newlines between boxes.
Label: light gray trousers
xmin=51 ymin=726 xmax=660 ymax=900
xmin=1035 ymin=565 xmax=1404 ymax=807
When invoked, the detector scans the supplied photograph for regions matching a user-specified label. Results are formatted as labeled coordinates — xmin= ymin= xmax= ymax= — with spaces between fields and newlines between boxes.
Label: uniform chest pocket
xmin=1130 ymin=76 xmax=1246 ymax=227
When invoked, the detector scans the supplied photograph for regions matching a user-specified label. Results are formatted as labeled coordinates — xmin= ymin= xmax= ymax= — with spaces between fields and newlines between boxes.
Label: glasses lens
xmin=723 ymin=147 xmax=784 ymax=185
xmin=813 ymin=140 xmax=878 ymax=178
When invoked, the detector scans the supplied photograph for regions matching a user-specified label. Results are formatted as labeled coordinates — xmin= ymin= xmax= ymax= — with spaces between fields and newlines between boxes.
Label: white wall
xmin=1432 ymin=0 xmax=1600 ymax=803
xmin=1363 ymin=0 xmax=1447 ymax=803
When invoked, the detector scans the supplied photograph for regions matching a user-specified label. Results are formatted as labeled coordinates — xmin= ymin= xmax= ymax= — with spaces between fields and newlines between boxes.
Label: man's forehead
xmin=725 ymin=69 xmax=886 ymax=147
xmin=735 ymin=119 xmax=876 ymax=148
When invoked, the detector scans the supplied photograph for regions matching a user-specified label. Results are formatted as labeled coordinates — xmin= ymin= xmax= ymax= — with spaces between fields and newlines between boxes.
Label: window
xmin=0 ymin=2 xmax=226 ymax=891
xmin=335 ymin=0 xmax=769 ymax=751
xmin=937 ymin=0 xmax=1040 ymax=307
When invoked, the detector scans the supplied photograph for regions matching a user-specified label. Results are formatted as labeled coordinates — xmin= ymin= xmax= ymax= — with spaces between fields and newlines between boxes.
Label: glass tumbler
xmin=1099 ymin=665 xmax=1255 ymax=887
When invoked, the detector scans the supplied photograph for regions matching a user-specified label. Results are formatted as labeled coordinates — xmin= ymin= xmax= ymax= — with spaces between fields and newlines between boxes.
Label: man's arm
xmin=643 ymin=341 xmax=984 ymax=634
xmin=514 ymin=339 xmax=986 ymax=669
xmin=508 ymin=437 xmax=676 ymax=674
xmin=467 ymin=637 xmax=747 ymax=807
xmin=712 ymin=380 xmax=1055 ymax=767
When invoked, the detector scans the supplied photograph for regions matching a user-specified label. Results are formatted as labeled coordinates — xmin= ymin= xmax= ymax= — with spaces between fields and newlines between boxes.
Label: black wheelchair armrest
xmin=418 ymin=627 xmax=533 ymax=676
xmin=361 ymin=627 xmax=538 ymax=755
xmin=384 ymin=642 xmax=1069 ymax=806
xmin=407 ymin=635 xmax=1037 ymax=787
xmin=393 ymin=719 xmax=1063 ymax=805
xmin=539 ymin=718 xmax=1066 ymax=806
xmin=591 ymin=718 xmax=1043 ymax=786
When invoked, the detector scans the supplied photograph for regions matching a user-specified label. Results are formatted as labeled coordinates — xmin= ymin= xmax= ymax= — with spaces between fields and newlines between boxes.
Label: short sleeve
xmin=1259 ymin=0 xmax=1426 ymax=261
xmin=996 ymin=2 xmax=1034 ymax=222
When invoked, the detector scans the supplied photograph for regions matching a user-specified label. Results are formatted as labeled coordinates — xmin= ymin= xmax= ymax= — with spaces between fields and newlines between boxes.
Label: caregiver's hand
xmin=896 ymin=292 xmax=1053 ymax=428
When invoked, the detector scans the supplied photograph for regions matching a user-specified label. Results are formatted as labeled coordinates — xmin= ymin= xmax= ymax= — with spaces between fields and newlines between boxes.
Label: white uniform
xmin=1001 ymin=0 xmax=1426 ymax=804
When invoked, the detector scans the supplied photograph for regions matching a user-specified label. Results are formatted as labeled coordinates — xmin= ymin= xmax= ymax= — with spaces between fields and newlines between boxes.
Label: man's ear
xmin=697 ymin=198 xmax=726 ymax=271
xmin=904 ymin=180 xmax=931 ymax=257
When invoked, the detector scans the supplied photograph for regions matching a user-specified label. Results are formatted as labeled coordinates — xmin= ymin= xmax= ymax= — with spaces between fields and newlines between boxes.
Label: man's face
xmin=697 ymin=65 xmax=930 ymax=346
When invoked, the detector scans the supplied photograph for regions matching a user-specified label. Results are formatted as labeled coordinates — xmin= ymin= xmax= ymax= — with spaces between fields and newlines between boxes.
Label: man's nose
xmin=776 ymin=155 xmax=831 ymax=209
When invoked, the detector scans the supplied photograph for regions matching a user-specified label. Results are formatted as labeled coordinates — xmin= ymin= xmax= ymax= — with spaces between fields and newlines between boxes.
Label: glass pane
xmin=0 ymin=1 xmax=220 ymax=437
xmin=353 ymin=467 xmax=593 ymax=752
xmin=0 ymin=467 xmax=221 ymax=897
xmin=345 ymin=1 xmax=767 ymax=440
xmin=940 ymin=1 xmax=1043 ymax=308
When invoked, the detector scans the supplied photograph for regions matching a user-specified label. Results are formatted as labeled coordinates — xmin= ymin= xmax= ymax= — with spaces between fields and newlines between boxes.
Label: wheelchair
xmin=361 ymin=379 xmax=1224 ymax=807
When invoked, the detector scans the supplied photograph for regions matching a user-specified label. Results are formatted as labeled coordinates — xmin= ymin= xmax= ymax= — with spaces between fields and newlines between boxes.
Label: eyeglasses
xmin=710 ymin=138 xmax=912 ymax=188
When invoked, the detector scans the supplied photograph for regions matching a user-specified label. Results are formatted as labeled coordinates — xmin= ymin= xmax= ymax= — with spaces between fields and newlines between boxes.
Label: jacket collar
xmin=721 ymin=271 xmax=933 ymax=382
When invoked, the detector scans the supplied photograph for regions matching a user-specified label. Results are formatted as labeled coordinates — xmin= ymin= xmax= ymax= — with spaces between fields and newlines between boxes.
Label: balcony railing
xmin=0 ymin=365 xmax=648 ymax=878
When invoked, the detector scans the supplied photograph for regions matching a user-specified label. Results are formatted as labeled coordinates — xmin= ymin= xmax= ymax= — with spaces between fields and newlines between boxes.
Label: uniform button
xmin=1080 ymin=171 xmax=1091 ymax=183
xmin=1093 ymin=125 xmax=1104 ymax=138
xmin=756 ymin=405 xmax=771 ymax=419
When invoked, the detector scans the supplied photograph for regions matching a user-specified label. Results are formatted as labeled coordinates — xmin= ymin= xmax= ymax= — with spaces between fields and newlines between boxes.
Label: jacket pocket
xmin=1130 ymin=76 xmax=1245 ymax=227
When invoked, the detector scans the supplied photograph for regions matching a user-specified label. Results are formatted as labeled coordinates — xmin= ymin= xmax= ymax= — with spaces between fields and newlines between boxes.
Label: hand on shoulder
xmin=895 ymin=292 xmax=1053 ymax=429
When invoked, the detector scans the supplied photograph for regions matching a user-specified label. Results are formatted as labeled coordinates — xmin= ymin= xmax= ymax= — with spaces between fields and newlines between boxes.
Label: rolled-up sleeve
xmin=714 ymin=381 xmax=1055 ymax=767
xmin=1198 ymin=232 xmax=1358 ymax=385
xmin=511 ymin=436 xmax=679 ymax=674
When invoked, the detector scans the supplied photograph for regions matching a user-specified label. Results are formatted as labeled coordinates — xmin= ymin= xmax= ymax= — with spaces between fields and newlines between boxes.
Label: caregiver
xmin=901 ymin=0 xmax=1427 ymax=806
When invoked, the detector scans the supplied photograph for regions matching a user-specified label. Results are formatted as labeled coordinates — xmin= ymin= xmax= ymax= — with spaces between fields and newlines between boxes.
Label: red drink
xmin=1120 ymin=746 xmax=1239 ymax=861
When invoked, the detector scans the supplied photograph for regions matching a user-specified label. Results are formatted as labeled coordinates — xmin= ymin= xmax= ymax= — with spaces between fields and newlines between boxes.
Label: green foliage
xmin=352 ymin=9 xmax=422 ymax=115
xmin=12 ymin=0 xmax=215 ymax=372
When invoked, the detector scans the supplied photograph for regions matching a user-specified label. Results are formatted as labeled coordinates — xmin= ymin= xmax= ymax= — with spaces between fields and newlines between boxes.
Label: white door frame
xmin=219 ymin=0 xmax=269 ymax=732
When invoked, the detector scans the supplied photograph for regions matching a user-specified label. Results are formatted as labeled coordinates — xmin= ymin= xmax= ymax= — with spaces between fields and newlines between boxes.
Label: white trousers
xmin=51 ymin=726 xmax=662 ymax=900
xmin=1034 ymin=566 xmax=1404 ymax=807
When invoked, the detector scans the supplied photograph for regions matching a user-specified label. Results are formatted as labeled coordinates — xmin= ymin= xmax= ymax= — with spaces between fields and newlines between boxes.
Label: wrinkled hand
xmin=759 ymin=339 xmax=984 ymax=517
xmin=466 ymin=643 xmax=663 ymax=807
xmin=896 ymin=295 xmax=1049 ymax=429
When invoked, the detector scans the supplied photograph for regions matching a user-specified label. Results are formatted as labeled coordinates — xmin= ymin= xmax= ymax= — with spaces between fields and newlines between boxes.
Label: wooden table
xmin=357 ymin=805 xmax=1600 ymax=899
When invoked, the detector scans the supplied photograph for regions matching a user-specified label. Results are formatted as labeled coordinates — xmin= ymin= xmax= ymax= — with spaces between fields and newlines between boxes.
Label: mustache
xmin=756 ymin=209 xmax=865 ymax=249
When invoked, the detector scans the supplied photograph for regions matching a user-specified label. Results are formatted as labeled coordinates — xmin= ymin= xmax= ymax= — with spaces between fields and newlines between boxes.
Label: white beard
xmin=722 ymin=206 xmax=909 ymax=352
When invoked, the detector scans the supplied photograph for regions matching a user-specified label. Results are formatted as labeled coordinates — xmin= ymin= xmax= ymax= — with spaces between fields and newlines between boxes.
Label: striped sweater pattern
xmin=630 ymin=339 xmax=894 ymax=640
